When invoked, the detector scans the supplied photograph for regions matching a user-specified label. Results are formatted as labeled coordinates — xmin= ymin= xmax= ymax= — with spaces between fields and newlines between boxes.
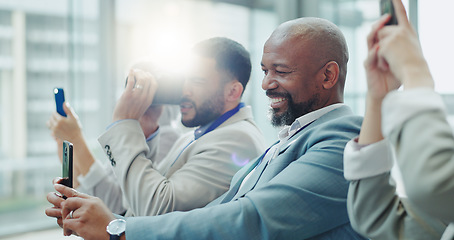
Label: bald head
xmin=261 ymin=17 xmax=350 ymax=126
xmin=268 ymin=17 xmax=349 ymax=85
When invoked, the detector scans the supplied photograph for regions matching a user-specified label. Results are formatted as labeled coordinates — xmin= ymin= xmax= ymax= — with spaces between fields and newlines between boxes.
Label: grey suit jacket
xmin=347 ymin=172 xmax=446 ymax=239
xmin=347 ymin=89 xmax=454 ymax=239
xmin=98 ymin=106 xmax=266 ymax=216
xmin=123 ymin=105 xmax=365 ymax=240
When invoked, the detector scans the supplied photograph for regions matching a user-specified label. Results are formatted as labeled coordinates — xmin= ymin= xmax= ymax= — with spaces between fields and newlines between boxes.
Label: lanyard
xmin=170 ymin=102 xmax=245 ymax=168
xmin=195 ymin=102 xmax=245 ymax=140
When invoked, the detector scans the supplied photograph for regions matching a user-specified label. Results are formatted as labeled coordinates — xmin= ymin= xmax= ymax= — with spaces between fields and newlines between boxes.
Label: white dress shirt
xmin=239 ymin=103 xmax=344 ymax=190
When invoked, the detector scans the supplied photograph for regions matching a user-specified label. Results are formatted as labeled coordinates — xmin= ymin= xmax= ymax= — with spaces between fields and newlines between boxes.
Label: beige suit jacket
xmin=98 ymin=106 xmax=266 ymax=216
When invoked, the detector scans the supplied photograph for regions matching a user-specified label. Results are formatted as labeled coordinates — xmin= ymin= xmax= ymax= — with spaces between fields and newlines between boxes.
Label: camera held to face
xmin=126 ymin=73 xmax=185 ymax=105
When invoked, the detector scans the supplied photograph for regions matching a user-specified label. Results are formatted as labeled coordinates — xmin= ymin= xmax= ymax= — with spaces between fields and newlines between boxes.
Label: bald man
xmin=47 ymin=17 xmax=365 ymax=240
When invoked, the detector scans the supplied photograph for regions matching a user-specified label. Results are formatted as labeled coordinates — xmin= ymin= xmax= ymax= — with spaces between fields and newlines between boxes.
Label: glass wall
xmin=0 ymin=0 xmax=451 ymax=238
xmin=0 ymin=0 xmax=104 ymax=236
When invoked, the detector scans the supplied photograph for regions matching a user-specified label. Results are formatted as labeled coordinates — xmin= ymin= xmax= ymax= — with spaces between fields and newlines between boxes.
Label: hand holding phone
xmin=54 ymin=87 xmax=67 ymax=117
xmin=61 ymin=140 xmax=73 ymax=189
xmin=380 ymin=0 xmax=398 ymax=25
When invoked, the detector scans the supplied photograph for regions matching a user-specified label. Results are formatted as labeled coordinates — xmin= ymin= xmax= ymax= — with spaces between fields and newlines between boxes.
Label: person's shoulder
xmin=318 ymin=106 xmax=363 ymax=129
xmin=305 ymin=113 xmax=362 ymax=143
xmin=216 ymin=117 xmax=263 ymax=137
xmin=316 ymin=114 xmax=362 ymax=132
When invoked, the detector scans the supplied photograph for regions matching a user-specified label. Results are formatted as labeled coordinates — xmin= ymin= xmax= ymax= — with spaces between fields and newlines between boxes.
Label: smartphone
xmin=54 ymin=87 xmax=67 ymax=117
xmin=61 ymin=140 xmax=73 ymax=189
xmin=380 ymin=0 xmax=398 ymax=25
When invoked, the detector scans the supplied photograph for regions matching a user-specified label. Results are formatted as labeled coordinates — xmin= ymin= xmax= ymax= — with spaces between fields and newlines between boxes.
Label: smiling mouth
xmin=269 ymin=97 xmax=288 ymax=109
xmin=180 ymin=103 xmax=192 ymax=108
xmin=270 ymin=97 xmax=286 ymax=104
xmin=180 ymin=102 xmax=194 ymax=113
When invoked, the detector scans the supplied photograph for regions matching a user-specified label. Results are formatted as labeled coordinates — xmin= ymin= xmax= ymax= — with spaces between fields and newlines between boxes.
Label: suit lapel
xmin=218 ymin=155 xmax=262 ymax=203
xmin=218 ymin=145 xmax=277 ymax=204
xmin=231 ymin=155 xmax=271 ymax=200
xmin=228 ymin=120 xmax=316 ymax=200
xmin=220 ymin=106 xmax=355 ymax=203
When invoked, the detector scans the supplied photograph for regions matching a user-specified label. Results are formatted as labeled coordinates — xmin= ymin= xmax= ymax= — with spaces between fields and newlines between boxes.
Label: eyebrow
xmin=261 ymin=62 xmax=292 ymax=70
xmin=189 ymin=77 xmax=207 ymax=82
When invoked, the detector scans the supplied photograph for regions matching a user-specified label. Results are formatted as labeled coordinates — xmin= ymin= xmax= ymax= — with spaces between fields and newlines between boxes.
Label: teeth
xmin=271 ymin=97 xmax=286 ymax=104
xmin=181 ymin=103 xmax=192 ymax=108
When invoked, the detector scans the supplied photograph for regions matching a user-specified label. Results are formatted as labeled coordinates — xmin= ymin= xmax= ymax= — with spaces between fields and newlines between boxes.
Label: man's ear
xmin=321 ymin=61 xmax=340 ymax=90
xmin=225 ymin=81 xmax=244 ymax=102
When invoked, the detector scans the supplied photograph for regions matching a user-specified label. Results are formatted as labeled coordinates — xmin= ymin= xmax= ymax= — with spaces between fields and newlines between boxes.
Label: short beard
xmin=270 ymin=93 xmax=320 ymax=127
xmin=181 ymin=88 xmax=225 ymax=128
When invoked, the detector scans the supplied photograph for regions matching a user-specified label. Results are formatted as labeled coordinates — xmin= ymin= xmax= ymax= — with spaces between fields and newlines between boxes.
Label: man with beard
xmin=46 ymin=18 xmax=365 ymax=240
xmin=58 ymin=37 xmax=266 ymax=217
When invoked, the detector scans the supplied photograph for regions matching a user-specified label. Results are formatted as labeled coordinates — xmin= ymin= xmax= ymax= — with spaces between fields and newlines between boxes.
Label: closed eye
xmin=276 ymin=70 xmax=292 ymax=75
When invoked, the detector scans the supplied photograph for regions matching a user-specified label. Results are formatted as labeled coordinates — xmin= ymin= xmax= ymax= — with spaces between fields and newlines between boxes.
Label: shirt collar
xmin=194 ymin=121 xmax=213 ymax=140
xmin=278 ymin=103 xmax=344 ymax=141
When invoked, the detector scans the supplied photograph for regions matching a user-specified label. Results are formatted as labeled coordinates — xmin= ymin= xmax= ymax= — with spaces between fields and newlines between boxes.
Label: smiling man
xmin=47 ymin=18 xmax=365 ymax=240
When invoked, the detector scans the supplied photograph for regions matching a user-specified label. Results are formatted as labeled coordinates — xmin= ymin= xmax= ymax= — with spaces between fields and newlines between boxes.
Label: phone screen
xmin=61 ymin=140 xmax=73 ymax=188
xmin=380 ymin=0 xmax=398 ymax=25
xmin=54 ymin=87 xmax=67 ymax=117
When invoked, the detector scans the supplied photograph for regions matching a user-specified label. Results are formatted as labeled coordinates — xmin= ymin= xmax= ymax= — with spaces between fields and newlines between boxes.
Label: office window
xmin=418 ymin=1 xmax=454 ymax=125
xmin=0 ymin=0 xmax=103 ymax=236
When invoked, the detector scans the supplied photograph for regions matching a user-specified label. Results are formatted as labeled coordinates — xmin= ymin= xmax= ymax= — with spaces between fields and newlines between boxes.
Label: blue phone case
xmin=54 ymin=87 xmax=67 ymax=117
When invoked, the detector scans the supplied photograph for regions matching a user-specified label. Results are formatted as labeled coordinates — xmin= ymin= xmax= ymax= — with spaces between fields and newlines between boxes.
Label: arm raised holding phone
xmin=47 ymin=101 xmax=95 ymax=188
xmin=344 ymin=0 xmax=449 ymax=239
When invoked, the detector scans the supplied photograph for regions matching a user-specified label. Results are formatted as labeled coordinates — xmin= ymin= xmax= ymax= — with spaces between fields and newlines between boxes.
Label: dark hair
xmin=192 ymin=37 xmax=251 ymax=93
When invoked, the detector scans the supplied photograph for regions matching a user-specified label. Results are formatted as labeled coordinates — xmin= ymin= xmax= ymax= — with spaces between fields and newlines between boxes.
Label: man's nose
xmin=182 ymin=80 xmax=192 ymax=97
xmin=262 ymin=73 xmax=278 ymax=91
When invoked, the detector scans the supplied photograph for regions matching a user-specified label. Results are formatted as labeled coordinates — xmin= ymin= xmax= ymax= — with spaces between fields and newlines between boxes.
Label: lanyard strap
xmin=170 ymin=102 xmax=245 ymax=168
xmin=194 ymin=102 xmax=245 ymax=140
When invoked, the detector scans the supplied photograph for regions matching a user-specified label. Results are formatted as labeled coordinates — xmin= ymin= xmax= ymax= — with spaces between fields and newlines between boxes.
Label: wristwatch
xmin=106 ymin=219 xmax=126 ymax=240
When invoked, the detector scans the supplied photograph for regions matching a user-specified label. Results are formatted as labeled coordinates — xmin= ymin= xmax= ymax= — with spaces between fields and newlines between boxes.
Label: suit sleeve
xmin=77 ymin=160 xmax=127 ymax=214
xmin=122 ymin=116 xmax=363 ymax=239
xmin=98 ymin=119 xmax=265 ymax=216
xmin=348 ymin=173 xmax=445 ymax=239
xmin=384 ymin=89 xmax=454 ymax=223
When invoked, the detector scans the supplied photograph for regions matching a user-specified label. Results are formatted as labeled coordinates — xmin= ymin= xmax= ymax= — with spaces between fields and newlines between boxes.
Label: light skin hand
xmin=113 ymin=69 xmax=159 ymax=122
xmin=358 ymin=14 xmax=401 ymax=145
xmin=53 ymin=184 xmax=116 ymax=240
xmin=47 ymin=102 xmax=84 ymax=144
xmin=47 ymin=103 xmax=94 ymax=186
xmin=376 ymin=0 xmax=433 ymax=89
xmin=139 ymin=105 xmax=163 ymax=138
xmin=364 ymin=15 xmax=401 ymax=102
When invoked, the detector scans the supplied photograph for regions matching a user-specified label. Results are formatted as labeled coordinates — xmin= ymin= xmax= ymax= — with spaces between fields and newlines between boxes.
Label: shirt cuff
xmin=106 ymin=119 xmax=137 ymax=131
xmin=146 ymin=127 xmax=160 ymax=142
xmin=77 ymin=160 xmax=108 ymax=192
xmin=344 ymin=138 xmax=394 ymax=180
xmin=382 ymin=88 xmax=445 ymax=138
